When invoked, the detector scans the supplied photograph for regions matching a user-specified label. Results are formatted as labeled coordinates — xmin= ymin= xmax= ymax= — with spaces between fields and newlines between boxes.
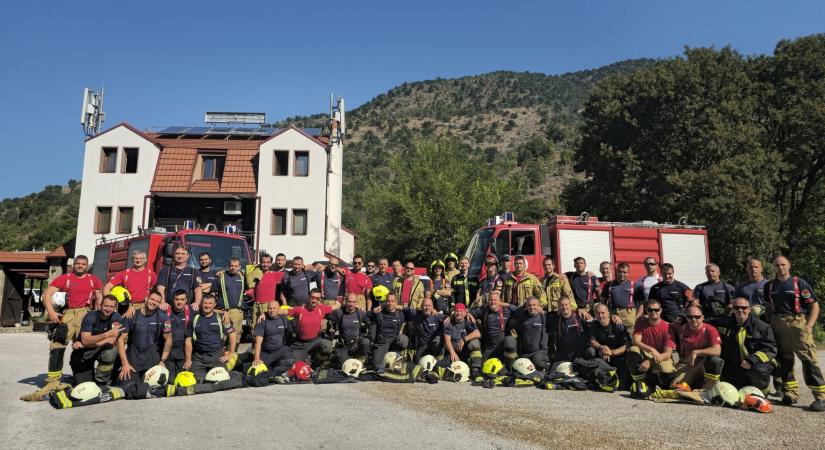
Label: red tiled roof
xmin=150 ymin=140 xmax=259 ymax=193
xmin=0 ymin=251 xmax=49 ymax=264
xmin=151 ymin=148 xmax=198 ymax=192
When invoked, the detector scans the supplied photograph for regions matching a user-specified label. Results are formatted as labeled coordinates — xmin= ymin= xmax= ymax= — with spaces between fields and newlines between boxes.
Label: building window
xmin=295 ymin=151 xmax=309 ymax=177
xmin=100 ymin=148 xmax=117 ymax=173
xmin=201 ymin=154 xmax=225 ymax=180
xmin=293 ymin=209 xmax=307 ymax=235
xmin=123 ymin=148 xmax=139 ymax=173
xmin=95 ymin=207 xmax=112 ymax=234
xmin=117 ymin=207 xmax=133 ymax=234
xmin=273 ymin=151 xmax=289 ymax=176
xmin=271 ymin=209 xmax=287 ymax=235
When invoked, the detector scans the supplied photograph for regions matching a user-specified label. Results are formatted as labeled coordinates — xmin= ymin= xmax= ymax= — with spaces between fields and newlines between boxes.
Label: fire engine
xmin=463 ymin=212 xmax=709 ymax=288
xmin=90 ymin=223 xmax=253 ymax=282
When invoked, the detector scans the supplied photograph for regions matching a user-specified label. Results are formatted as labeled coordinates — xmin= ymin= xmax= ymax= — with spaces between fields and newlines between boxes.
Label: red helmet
xmin=287 ymin=361 xmax=313 ymax=382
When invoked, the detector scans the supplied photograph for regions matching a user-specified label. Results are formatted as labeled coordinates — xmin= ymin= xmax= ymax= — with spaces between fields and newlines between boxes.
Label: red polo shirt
xmin=344 ymin=271 xmax=372 ymax=296
xmin=288 ymin=304 xmax=333 ymax=341
xmin=254 ymin=271 xmax=285 ymax=304
xmin=51 ymin=273 xmax=103 ymax=308
xmin=109 ymin=268 xmax=157 ymax=303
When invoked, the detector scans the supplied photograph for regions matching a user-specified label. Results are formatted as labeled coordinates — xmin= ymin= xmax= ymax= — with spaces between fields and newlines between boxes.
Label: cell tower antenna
xmin=80 ymin=87 xmax=105 ymax=137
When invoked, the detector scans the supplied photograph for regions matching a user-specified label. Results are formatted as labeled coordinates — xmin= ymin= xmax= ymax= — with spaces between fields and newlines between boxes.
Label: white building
xmin=75 ymin=116 xmax=354 ymax=264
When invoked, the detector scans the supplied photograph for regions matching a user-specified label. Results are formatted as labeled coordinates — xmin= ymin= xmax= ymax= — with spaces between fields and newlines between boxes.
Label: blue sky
xmin=0 ymin=0 xmax=823 ymax=198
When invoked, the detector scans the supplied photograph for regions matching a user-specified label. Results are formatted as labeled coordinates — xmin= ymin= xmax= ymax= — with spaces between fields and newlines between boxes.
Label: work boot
xmin=701 ymin=378 xmax=718 ymax=391
xmin=19 ymin=380 xmax=71 ymax=402
xmin=781 ymin=395 xmax=799 ymax=406
xmin=810 ymin=399 xmax=825 ymax=412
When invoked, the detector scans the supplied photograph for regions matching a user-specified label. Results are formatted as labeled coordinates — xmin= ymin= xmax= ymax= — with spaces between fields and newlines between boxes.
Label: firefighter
xmin=469 ymin=290 xmax=518 ymax=365
xmin=477 ymin=254 xmax=503 ymax=306
xmin=510 ymin=255 xmax=545 ymax=307
xmin=320 ymin=257 xmax=344 ymax=306
xmin=116 ymin=290 xmax=172 ymax=384
xmin=450 ymin=257 xmax=479 ymax=308
xmin=407 ymin=297 xmax=445 ymax=361
xmin=184 ymin=293 xmax=236 ymax=381
xmin=167 ymin=289 xmax=195 ymax=382
xmin=68 ymin=295 xmax=122 ymax=385
xmin=394 ymin=262 xmax=425 ymax=309
xmin=371 ymin=258 xmax=394 ymax=292
xmin=595 ymin=261 xmax=612 ymax=300
xmin=627 ymin=299 xmax=677 ymax=390
xmin=284 ymin=289 xmax=335 ymax=368
xmin=735 ymin=258 xmax=768 ymax=318
xmin=635 ymin=256 xmax=662 ymax=301
xmin=507 ymin=296 xmax=550 ymax=371
xmin=565 ymin=257 xmax=597 ymax=320
xmin=584 ymin=304 xmax=631 ymax=389
xmin=497 ymin=254 xmax=516 ymax=305
xmin=692 ymin=263 xmax=735 ymax=321
xmin=444 ymin=252 xmax=460 ymax=281
xmin=157 ymin=246 xmax=200 ymax=308
xmin=22 ymin=255 xmax=103 ymax=400
xmin=344 ymin=255 xmax=372 ymax=311
xmin=648 ymin=263 xmax=692 ymax=323
xmin=250 ymin=254 xmax=285 ymax=319
xmin=765 ymin=256 xmax=825 ymax=411
xmin=428 ymin=260 xmax=451 ymax=313
xmin=103 ymin=250 xmax=157 ymax=319
xmin=196 ymin=252 xmax=219 ymax=298
xmin=669 ymin=306 xmax=723 ymax=390
xmin=709 ymin=297 xmax=777 ymax=393
xmin=542 ymin=257 xmax=575 ymax=312
xmin=442 ymin=303 xmax=482 ymax=371
xmin=280 ymin=256 xmax=319 ymax=307
xmin=368 ymin=292 xmax=409 ymax=372
xmin=251 ymin=301 xmax=295 ymax=374
xmin=601 ymin=263 xmax=644 ymax=333
xmin=326 ymin=293 xmax=370 ymax=365
xmin=245 ymin=253 xmax=272 ymax=293
xmin=216 ymin=257 xmax=246 ymax=343
xmin=548 ymin=296 xmax=589 ymax=363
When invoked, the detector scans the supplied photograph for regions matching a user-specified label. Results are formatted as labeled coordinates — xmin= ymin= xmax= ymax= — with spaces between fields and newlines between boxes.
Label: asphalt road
xmin=1 ymin=333 xmax=824 ymax=449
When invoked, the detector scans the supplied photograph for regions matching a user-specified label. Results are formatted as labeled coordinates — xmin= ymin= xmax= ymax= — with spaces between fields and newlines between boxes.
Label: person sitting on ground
xmin=627 ymin=299 xmax=677 ymax=392
xmin=669 ymin=306 xmax=723 ymax=390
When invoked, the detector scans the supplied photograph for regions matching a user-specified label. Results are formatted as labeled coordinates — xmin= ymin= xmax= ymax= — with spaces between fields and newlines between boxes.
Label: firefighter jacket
xmin=542 ymin=272 xmax=575 ymax=311
xmin=713 ymin=314 xmax=778 ymax=368
xmin=512 ymin=272 xmax=546 ymax=307
xmin=450 ymin=272 xmax=479 ymax=306
xmin=392 ymin=275 xmax=426 ymax=309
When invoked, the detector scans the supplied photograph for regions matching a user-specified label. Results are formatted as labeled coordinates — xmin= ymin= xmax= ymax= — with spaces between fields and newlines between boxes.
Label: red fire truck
xmin=90 ymin=226 xmax=253 ymax=282
xmin=463 ymin=212 xmax=709 ymax=288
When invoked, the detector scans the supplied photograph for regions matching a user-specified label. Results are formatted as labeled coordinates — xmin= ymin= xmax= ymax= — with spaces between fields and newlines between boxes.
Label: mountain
xmin=0 ymin=181 xmax=81 ymax=251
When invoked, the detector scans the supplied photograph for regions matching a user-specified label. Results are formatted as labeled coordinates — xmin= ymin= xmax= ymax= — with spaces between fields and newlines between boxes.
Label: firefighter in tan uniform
xmin=541 ymin=256 xmax=575 ymax=312
xmin=510 ymin=255 xmax=545 ymax=307
xmin=765 ymin=256 xmax=825 ymax=412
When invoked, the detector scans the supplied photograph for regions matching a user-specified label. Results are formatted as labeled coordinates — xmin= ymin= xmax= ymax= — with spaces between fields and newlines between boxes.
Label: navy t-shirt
xmin=196 ymin=269 xmax=219 ymax=294
xmin=735 ymin=279 xmax=768 ymax=307
xmin=80 ymin=310 xmax=122 ymax=335
xmin=327 ymin=308 xmax=364 ymax=342
xmin=122 ymin=309 xmax=171 ymax=352
xmin=508 ymin=309 xmax=548 ymax=354
xmin=693 ymin=281 xmax=736 ymax=317
xmin=764 ymin=277 xmax=817 ymax=315
xmin=649 ymin=280 xmax=691 ymax=321
xmin=218 ymin=272 xmax=244 ymax=309
xmin=589 ymin=320 xmax=630 ymax=350
xmin=601 ymin=280 xmax=642 ymax=309
xmin=185 ymin=313 xmax=233 ymax=353
xmin=169 ymin=305 xmax=195 ymax=358
xmin=566 ymin=272 xmax=598 ymax=308
xmin=254 ymin=316 xmax=289 ymax=351
xmin=410 ymin=310 xmax=443 ymax=344
xmin=158 ymin=265 xmax=197 ymax=303
xmin=443 ymin=319 xmax=478 ymax=347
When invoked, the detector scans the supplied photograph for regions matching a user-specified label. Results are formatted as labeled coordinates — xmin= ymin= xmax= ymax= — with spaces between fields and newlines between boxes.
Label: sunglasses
xmin=646 ymin=262 xmax=657 ymax=266
xmin=733 ymin=305 xmax=750 ymax=311
xmin=367 ymin=265 xmax=375 ymax=268
xmin=687 ymin=315 xmax=702 ymax=320
xmin=647 ymin=308 xmax=661 ymax=313
xmin=405 ymin=267 xmax=415 ymax=270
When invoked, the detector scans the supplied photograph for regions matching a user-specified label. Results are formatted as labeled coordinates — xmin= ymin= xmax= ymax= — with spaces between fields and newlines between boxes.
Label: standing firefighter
xmin=450 ymin=257 xmax=479 ymax=308
xmin=765 ymin=256 xmax=825 ymax=411
xmin=510 ymin=256 xmax=545 ymax=308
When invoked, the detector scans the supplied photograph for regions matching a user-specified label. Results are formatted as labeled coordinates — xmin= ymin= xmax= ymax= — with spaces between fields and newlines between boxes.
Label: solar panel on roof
xmin=159 ymin=126 xmax=188 ymax=133
xmin=210 ymin=127 xmax=233 ymax=132
xmin=185 ymin=127 xmax=210 ymax=134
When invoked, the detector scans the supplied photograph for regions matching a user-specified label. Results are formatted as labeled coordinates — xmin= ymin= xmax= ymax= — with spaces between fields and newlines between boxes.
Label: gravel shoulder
xmin=1 ymin=333 xmax=823 ymax=449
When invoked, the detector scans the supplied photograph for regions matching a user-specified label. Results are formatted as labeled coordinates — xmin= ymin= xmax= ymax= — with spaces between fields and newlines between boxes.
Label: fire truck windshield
xmin=464 ymin=228 xmax=494 ymax=277
xmin=184 ymin=235 xmax=250 ymax=270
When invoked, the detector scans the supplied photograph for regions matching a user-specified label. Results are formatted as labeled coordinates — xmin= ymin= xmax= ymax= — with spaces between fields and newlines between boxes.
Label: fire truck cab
xmin=463 ymin=212 xmax=709 ymax=288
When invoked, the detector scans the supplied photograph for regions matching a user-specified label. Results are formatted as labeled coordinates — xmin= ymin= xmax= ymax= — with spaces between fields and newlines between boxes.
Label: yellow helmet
xmin=280 ymin=304 xmax=294 ymax=320
xmin=110 ymin=286 xmax=131 ymax=304
xmin=444 ymin=253 xmax=459 ymax=263
xmin=248 ymin=363 xmax=269 ymax=376
xmin=372 ymin=285 xmax=390 ymax=302
xmin=174 ymin=371 xmax=197 ymax=388
xmin=429 ymin=260 xmax=445 ymax=271
xmin=482 ymin=358 xmax=504 ymax=376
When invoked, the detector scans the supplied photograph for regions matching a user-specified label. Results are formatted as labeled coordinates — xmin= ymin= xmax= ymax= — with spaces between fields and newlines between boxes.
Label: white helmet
xmin=553 ymin=361 xmax=575 ymax=377
xmin=51 ymin=292 xmax=66 ymax=308
xmin=342 ymin=359 xmax=364 ymax=377
xmin=512 ymin=358 xmax=537 ymax=376
xmin=70 ymin=382 xmax=101 ymax=401
xmin=419 ymin=355 xmax=438 ymax=372
xmin=710 ymin=382 xmax=740 ymax=406
xmin=383 ymin=352 xmax=405 ymax=372
xmin=738 ymin=386 xmax=766 ymax=401
xmin=448 ymin=361 xmax=470 ymax=382
xmin=143 ymin=365 xmax=170 ymax=386
xmin=205 ymin=367 xmax=230 ymax=383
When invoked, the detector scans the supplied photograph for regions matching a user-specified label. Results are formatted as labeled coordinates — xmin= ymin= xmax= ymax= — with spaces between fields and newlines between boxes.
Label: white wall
xmin=257 ymin=129 xmax=329 ymax=262
xmin=75 ymin=125 xmax=159 ymax=258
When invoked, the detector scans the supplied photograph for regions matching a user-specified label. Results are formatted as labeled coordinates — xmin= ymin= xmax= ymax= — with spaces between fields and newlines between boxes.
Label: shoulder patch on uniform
xmin=801 ymin=289 xmax=812 ymax=299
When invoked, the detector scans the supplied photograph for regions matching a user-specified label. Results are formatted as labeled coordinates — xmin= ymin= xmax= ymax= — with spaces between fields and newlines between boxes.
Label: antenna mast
xmin=80 ymin=87 xmax=105 ymax=137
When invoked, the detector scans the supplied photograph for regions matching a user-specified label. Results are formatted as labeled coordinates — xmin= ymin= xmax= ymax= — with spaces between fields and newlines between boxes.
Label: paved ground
xmin=1 ymin=333 xmax=824 ymax=449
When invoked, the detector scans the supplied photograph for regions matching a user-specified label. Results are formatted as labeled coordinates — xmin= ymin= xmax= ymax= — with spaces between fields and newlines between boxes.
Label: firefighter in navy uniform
xmin=601 ymin=262 xmax=644 ymax=334
xmin=565 ymin=257 xmax=597 ymax=320
xmin=326 ymin=293 xmax=370 ymax=365
xmin=167 ymin=290 xmax=195 ymax=381
xmin=450 ymin=257 xmax=479 ymax=308
xmin=216 ymin=257 xmax=246 ymax=344
xmin=406 ymin=297 xmax=445 ymax=362
xmin=735 ymin=258 xmax=768 ymax=318
xmin=648 ymin=263 xmax=692 ymax=323
xmin=507 ymin=296 xmax=550 ymax=371
xmin=692 ymin=263 xmax=736 ymax=321
xmin=251 ymin=301 xmax=295 ymax=374
xmin=469 ymin=290 xmax=518 ymax=365
xmin=548 ymin=296 xmax=590 ymax=363
xmin=184 ymin=293 xmax=236 ymax=381
xmin=477 ymin=255 xmax=504 ymax=306
xmin=368 ymin=292 xmax=409 ymax=372
xmin=117 ymin=290 xmax=172 ymax=385
xmin=69 ymin=295 xmax=122 ymax=385
xmin=764 ymin=256 xmax=825 ymax=411
xmin=708 ymin=297 xmax=777 ymax=393
xmin=442 ymin=303 xmax=482 ymax=371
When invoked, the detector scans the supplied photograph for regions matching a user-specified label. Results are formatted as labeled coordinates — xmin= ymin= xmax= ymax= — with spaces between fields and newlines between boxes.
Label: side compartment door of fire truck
xmin=658 ymin=230 xmax=709 ymax=289
xmin=555 ymin=225 xmax=613 ymax=275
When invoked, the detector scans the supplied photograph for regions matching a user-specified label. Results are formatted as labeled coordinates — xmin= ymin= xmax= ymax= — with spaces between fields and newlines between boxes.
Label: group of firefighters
xmin=19 ymin=246 xmax=825 ymax=413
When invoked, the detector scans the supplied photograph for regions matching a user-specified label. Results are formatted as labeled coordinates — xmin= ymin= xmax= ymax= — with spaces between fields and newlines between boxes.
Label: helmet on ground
xmin=109 ymin=286 xmax=131 ymax=304
xmin=247 ymin=363 xmax=269 ymax=377
xmin=444 ymin=253 xmax=459 ymax=263
xmin=552 ymin=361 xmax=575 ymax=378
xmin=448 ymin=361 xmax=471 ymax=382
xmin=595 ymin=369 xmax=620 ymax=393
xmin=511 ymin=358 xmax=537 ymax=377
xmin=429 ymin=260 xmax=445 ymax=272
xmin=372 ymin=285 xmax=390 ymax=302
xmin=205 ymin=367 xmax=231 ymax=383
xmin=630 ymin=380 xmax=653 ymax=399
xmin=174 ymin=371 xmax=197 ymax=388
xmin=70 ymin=382 xmax=101 ymax=401
xmin=51 ymin=292 xmax=66 ymax=308
xmin=738 ymin=386 xmax=766 ymax=401
xmin=342 ymin=359 xmax=364 ymax=377
xmin=710 ymin=382 xmax=740 ymax=406
xmin=383 ymin=352 xmax=405 ymax=372
xmin=482 ymin=358 xmax=504 ymax=376
xmin=419 ymin=355 xmax=438 ymax=372
xmin=741 ymin=394 xmax=773 ymax=413
xmin=287 ymin=361 xmax=313 ymax=382
xmin=750 ymin=305 xmax=764 ymax=317
xmin=143 ymin=364 xmax=169 ymax=386
xmin=672 ymin=381 xmax=691 ymax=392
